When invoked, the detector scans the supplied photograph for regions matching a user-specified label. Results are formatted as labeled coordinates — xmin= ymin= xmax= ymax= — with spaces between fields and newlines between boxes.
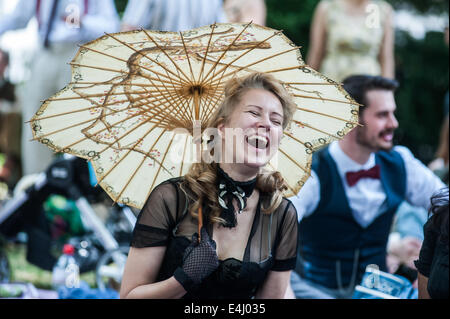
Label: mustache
xmin=379 ymin=129 xmax=395 ymax=136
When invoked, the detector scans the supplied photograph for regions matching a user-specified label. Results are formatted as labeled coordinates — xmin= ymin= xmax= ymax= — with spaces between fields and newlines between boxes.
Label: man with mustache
xmin=288 ymin=75 xmax=446 ymax=299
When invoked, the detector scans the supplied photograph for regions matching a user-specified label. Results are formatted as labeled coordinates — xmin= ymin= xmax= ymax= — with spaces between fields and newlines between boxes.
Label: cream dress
xmin=320 ymin=0 xmax=391 ymax=82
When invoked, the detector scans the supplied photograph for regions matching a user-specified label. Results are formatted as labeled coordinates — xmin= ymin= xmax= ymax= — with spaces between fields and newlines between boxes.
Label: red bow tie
xmin=345 ymin=165 xmax=381 ymax=186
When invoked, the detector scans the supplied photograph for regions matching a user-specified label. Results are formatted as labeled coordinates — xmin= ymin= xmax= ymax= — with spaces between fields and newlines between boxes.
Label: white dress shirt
xmin=122 ymin=0 xmax=227 ymax=32
xmin=0 ymin=0 xmax=119 ymax=45
xmin=289 ymin=141 xmax=446 ymax=228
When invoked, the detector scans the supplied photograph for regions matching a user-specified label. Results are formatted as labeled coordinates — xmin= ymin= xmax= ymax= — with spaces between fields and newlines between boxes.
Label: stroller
xmin=0 ymin=154 xmax=136 ymax=290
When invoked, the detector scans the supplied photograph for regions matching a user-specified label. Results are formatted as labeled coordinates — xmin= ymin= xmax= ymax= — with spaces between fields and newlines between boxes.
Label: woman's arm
xmin=120 ymin=246 xmax=187 ymax=299
xmin=417 ymin=272 xmax=431 ymax=299
xmin=254 ymin=270 xmax=291 ymax=299
xmin=378 ymin=4 xmax=395 ymax=79
xmin=306 ymin=1 xmax=328 ymax=70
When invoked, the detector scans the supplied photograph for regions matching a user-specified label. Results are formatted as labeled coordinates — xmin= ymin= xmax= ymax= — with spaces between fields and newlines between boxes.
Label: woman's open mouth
xmin=245 ymin=135 xmax=269 ymax=150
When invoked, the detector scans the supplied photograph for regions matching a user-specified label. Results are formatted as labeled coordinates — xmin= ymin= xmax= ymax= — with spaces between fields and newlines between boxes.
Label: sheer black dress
xmin=130 ymin=177 xmax=298 ymax=299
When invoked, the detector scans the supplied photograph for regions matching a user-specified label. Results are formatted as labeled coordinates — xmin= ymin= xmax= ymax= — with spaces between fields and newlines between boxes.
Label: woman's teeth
xmin=247 ymin=135 xmax=268 ymax=149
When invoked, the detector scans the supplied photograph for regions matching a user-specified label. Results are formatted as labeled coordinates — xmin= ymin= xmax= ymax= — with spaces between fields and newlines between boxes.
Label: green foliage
xmin=394 ymin=30 xmax=449 ymax=162
xmin=389 ymin=0 xmax=449 ymax=14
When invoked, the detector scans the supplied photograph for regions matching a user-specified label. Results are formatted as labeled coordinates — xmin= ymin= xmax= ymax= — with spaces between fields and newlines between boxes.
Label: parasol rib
xmin=285 ymin=82 xmax=338 ymax=85
xmin=45 ymin=89 xmax=180 ymax=101
xmin=69 ymin=62 xmax=185 ymax=88
xmin=278 ymin=148 xmax=309 ymax=174
xmin=146 ymin=68 xmax=194 ymax=124
xmin=200 ymin=89 xmax=225 ymax=124
xmin=77 ymin=44 xmax=185 ymax=89
xmin=201 ymin=29 xmax=283 ymax=85
xmin=32 ymin=98 xmax=171 ymax=145
xmin=61 ymin=102 xmax=172 ymax=154
xmin=34 ymin=88 xmax=181 ymax=145
xmin=293 ymin=93 xmax=361 ymax=106
xmin=140 ymin=29 xmax=195 ymax=86
xmin=115 ymin=135 xmax=176 ymax=203
xmin=82 ymin=79 xmax=192 ymax=125
xmin=283 ymin=131 xmax=308 ymax=147
xmin=179 ymin=31 xmax=196 ymax=84
xmin=155 ymin=60 xmax=195 ymax=124
xmin=36 ymin=85 xmax=169 ymax=123
xmin=208 ymin=46 xmax=301 ymax=88
xmin=90 ymin=88 xmax=189 ymax=158
xmin=70 ymin=81 xmax=183 ymax=90
xmin=200 ymin=21 xmax=253 ymax=86
xmin=198 ymin=23 xmax=217 ymax=83
xmin=96 ymin=126 xmax=167 ymax=187
xmin=104 ymin=32 xmax=191 ymax=86
xmin=296 ymin=106 xmax=362 ymax=126
xmin=292 ymin=120 xmax=342 ymax=140
xmin=70 ymin=62 xmax=128 ymax=75
xmin=148 ymin=134 xmax=176 ymax=191
xmin=31 ymin=96 xmax=158 ymax=122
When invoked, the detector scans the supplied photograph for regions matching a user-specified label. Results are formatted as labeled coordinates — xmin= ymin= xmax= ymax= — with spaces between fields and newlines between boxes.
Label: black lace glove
xmin=173 ymin=228 xmax=219 ymax=292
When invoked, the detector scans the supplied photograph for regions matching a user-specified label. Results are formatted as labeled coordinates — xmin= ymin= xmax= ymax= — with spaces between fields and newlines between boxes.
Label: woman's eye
xmin=248 ymin=111 xmax=259 ymax=116
xmin=272 ymin=119 xmax=282 ymax=125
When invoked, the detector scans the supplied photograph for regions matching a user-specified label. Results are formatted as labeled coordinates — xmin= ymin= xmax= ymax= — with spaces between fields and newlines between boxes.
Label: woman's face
xmin=218 ymin=88 xmax=284 ymax=168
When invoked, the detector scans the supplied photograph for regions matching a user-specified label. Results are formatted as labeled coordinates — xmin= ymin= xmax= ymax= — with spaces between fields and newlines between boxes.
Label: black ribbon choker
xmin=217 ymin=166 xmax=257 ymax=228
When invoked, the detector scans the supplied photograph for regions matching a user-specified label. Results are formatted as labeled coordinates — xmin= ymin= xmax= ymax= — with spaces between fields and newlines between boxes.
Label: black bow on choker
xmin=217 ymin=166 xmax=257 ymax=228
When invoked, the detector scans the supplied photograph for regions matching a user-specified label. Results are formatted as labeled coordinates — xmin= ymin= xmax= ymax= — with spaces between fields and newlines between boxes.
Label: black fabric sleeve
xmin=272 ymin=200 xmax=298 ymax=271
xmin=130 ymin=180 xmax=180 ymax=248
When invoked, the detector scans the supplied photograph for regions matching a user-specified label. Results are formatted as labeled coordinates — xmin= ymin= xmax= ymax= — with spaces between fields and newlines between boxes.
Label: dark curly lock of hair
xmin=429 ymin=187 xmax=449 ymax=246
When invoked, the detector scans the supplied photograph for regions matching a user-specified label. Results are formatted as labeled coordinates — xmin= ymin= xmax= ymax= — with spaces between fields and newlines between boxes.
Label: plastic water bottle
xmin=52 ymin=244 xmax=80 ymax=290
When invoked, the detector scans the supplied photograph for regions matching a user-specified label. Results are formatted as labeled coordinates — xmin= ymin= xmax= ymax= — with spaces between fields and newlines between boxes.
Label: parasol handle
xmin=198 ymin=205 xmax=203 ymax=243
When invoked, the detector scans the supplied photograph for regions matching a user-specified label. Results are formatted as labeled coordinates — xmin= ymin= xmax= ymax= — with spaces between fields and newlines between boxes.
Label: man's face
xmin=356 ymin=89 xmax=399 ymax=152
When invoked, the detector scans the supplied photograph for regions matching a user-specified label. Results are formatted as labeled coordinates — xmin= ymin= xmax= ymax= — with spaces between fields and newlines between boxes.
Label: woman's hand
xmin=174 ymin=228 xmax=219 ymax=291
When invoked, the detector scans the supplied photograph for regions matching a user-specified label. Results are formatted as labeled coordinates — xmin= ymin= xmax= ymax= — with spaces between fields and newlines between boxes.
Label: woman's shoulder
xmin=146 ymin=177 xmax=186 ymax=201
xmin=275 ymin=197 xmax=298 ymax=219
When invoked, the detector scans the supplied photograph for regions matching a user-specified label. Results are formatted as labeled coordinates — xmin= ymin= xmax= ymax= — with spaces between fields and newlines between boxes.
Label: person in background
xmin=0 ymin=48 xmax=21 ymax=188
xmin=120 ymin=0 xmax=226 ymax=32
xmin=0 ymin=0 xmax=120 ymax=176
xmin=307 ymin=0 xmax=395 ymax=82
xmin=288 ymin=75 xmax=446 ymax=299
xmin=223 ymin=0 xmax=267 ymax=26
xmin=415 ymin=188 xmax=449 ymax=299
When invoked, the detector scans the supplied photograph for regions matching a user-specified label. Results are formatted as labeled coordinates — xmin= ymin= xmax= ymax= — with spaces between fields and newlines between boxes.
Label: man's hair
xmin=342 ymin=75 xmax=399 ymax=115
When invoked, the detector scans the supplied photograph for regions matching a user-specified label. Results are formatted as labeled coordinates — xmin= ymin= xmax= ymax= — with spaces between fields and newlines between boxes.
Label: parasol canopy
xmin=30 ymin=22 xmax=360 ymax=209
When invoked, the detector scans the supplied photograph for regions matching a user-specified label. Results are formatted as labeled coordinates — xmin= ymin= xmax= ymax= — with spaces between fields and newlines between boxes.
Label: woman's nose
xmin=257 ymin=114 xmax=271 ymax=130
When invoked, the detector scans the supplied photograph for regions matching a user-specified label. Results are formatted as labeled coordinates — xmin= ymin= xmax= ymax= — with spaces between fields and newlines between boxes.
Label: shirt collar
xmin=328 ymin=141 xmax=376 ymax=177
